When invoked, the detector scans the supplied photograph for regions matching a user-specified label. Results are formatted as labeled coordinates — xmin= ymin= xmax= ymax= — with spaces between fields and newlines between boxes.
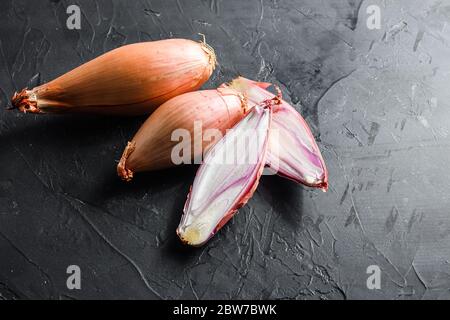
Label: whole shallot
xmin=11 ymin=38 xmax=216 ymax=115
xmin=117 ymin=88 xmax=247 ymax=181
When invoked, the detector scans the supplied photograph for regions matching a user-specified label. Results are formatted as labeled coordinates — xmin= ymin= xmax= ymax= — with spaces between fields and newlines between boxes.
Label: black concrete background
xmin=1 ymin=0 xmax=449 ymax=300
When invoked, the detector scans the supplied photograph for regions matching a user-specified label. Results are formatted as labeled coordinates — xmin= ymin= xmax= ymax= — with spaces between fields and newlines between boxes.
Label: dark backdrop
xmin=0 ymin=0 xmax=449 ymax=299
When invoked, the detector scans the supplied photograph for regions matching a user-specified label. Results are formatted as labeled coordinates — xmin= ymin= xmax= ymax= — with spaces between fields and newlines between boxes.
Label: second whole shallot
xmin=117 ymin=88 xmax=247 ymax=181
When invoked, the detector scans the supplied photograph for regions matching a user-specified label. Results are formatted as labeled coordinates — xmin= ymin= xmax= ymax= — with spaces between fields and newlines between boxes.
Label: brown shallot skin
xmin=117 ymin=88 xmax=247 ymax=181
xmin=11 ymin=39 xmax=216 ymax=115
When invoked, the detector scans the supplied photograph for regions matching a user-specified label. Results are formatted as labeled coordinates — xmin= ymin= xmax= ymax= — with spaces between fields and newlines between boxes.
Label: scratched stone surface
xmin=1 ymin=0 xmax=450 ymax=300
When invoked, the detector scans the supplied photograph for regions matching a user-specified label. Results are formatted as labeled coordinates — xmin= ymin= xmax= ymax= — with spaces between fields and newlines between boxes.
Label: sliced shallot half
xmin=177 ymin=102 xmax=274 ymax=246
xmin=222 ymin=77 xmax=328 ymax=190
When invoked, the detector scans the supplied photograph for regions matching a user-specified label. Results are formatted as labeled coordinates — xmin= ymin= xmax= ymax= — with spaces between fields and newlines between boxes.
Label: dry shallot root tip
xmin=263 ymin=84 xmax=283 ymax=109
xmin=117 ymin=141 xmax=136 ymax=182
xmin=10 ymin=89 xmax=40 ymax=113
xmin=216 ymin=88 xmax=248 ymax=114
xmin=198 ymin=33 xmax=217 ymax=71
xmin=261 ymin=94 xmax=282 ymax=110
xmin=235 ymin=92 xmax=248 ymax=113
xmin=273 ymin=84 xmax=283 ymax=100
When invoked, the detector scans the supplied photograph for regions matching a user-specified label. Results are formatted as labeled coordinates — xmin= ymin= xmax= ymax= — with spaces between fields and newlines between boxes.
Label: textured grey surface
xmin=1 ymin=0 xmax=450 ymax=300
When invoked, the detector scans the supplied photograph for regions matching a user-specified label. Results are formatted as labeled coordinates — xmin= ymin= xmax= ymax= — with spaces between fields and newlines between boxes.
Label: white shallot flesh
xmin=222 ymin=77 xmax=328 ymax=190
xmin=177 ymin=103 xmax=273 ymax=246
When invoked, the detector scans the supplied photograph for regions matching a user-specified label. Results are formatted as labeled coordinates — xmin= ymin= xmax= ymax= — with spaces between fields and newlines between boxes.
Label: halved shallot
xmin=177 ymin=101 xmax=275 ymax=246
xmin=117 ymin=88 xmax=247 ymax=181
xmin=11 ymin=38 xmax=216 ymax=115
xmin=222 ymin=77 xmax=328 ymax=190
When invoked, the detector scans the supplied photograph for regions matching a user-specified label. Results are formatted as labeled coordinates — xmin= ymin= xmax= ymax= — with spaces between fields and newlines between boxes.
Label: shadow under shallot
xmin=258 ymin=172 xmax=304 ymax=230
xmin=87 ymin=161 xmax=207 ymax=264
xmin=1 ymin=111 xmax=207 ymax=258
xmin=0 ymin=113 xmax=145 ymax=197
xmin=161 ymin=179 xmax=208 ymax=265
xmin=0 ymin=112 xmax=146 ymax=152
xmin=1 ymin=109 xmax=209 ymax=269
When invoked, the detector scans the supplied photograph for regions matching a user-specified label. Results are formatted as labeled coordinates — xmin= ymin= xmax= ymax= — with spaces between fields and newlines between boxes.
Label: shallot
xmin=222 ymin=77 xmax=328 ymax=190
xmin=177 ymin=101 xmax=275 ymax=246
xmin=11 ymin=38 xmax=216 ymax=115
xmin=117 ymin=88 xmax=247 ymax=181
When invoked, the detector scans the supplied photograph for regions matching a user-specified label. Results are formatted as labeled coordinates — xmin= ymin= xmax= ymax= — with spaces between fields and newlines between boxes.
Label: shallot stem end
xmin=10 ymin=89 xmax=41 ymax=114
xmin=117 ymin=141 xmax=136 ymax=182
xmin=198 ymin=33 xmax=217 ymax=70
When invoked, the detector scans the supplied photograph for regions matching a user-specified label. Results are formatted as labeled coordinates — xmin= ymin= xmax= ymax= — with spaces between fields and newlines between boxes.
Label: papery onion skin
xmin=117 ymin=88 xmax=247 ymax=181
xmin=177 ymin=104 xmax=273 ymax=246
xmin=11 ymin=39 xmax=216 ymax=115
xmin=222 ymin=77 xmax=328 ymax=190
